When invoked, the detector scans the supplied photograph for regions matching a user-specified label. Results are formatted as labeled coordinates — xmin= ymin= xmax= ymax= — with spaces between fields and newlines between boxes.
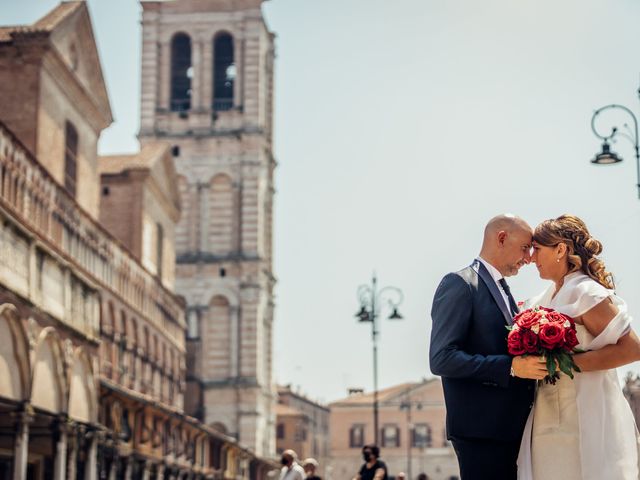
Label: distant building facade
xmin=329 ymin=379 xmax=459 ymax=480
xmin=0 ymin=2 xmax=276 ymax=479
xmin=276 ymin=385 xmax=330 ymax=475
xmin=136 ymin=0 xmax=277 ymax=457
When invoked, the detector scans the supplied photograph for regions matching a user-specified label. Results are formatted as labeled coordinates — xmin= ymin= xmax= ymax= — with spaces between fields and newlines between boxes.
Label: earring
xmin=556 ymin=258 xmax=560 ymax=263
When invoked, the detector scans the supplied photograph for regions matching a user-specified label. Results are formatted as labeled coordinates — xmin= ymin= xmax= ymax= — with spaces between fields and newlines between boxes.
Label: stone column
xmin=141 ymin=461 xmax=152 ymax=480
xmin=66 ymin=424 xmax=78 ymax=480
xmin=234 ymin=36 xmax=244 ymax=108
xmin=53 ymin=417 xmax=68 ymax=480
xmin=202 ymin=38 xmax=213 ymax=110
xmin=12 ymin=407 xmax=33 ymax=480
xmin=156 ymin=464 xmax=165 ymax=480
xmin=124 ymin=457 xmax=134 ymax=480
xmin=108 ymin=458 xmax=118 ymax=480
xmin=84 ymin=430 xmax=99 ymax=480
xmin=191 ymin=39 xmax=202 ymax=110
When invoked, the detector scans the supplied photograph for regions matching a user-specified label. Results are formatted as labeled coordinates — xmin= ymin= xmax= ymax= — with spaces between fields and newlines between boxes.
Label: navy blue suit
xmin=430 ymin=260 xmax=535 ymax=480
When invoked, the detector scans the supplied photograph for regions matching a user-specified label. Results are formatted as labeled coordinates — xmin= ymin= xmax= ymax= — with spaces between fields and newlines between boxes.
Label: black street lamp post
xmin=355 ymin=273 xmax=404 ymax=446
xmin=399 ymin=389 xmax=423 ymax=480
xmin=590 ymin=87 xmax=640 ymax=198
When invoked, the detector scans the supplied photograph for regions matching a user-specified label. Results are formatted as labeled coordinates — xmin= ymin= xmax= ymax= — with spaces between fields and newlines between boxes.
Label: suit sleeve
xmin=429 ymin=273 xmax=512 ymax=388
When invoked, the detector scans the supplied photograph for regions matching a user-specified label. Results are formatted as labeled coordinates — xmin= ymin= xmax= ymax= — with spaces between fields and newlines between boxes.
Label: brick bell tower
xmin=138 ymin=0 xmax=276 ymax=456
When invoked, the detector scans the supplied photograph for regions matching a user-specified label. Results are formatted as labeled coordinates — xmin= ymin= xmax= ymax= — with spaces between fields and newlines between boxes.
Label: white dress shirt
xmin=279 ymin=463 xmax=305 ymax=480
xmin=477 ymin=256 xmax=511 ymax=312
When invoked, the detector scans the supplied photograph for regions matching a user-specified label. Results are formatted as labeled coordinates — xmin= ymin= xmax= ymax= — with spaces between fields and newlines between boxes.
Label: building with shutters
xmin=328 ymin=379 xmax=459 ymax=480
xmin=275 ymin=385 xmax=330 ymax=476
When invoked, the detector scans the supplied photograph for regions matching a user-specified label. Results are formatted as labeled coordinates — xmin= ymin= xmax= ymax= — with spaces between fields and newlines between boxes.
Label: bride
xmin=517 ymin=214 xmax=640 ymax=480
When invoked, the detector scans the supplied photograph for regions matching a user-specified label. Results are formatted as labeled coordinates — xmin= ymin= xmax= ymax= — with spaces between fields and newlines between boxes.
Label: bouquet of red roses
xmin=507 ymin=306 xmax=581 ymax=385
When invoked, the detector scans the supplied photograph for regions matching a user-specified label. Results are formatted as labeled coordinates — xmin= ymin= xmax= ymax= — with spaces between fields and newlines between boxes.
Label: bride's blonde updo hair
xmin=533 ymin=214 xmax=614 ymax=289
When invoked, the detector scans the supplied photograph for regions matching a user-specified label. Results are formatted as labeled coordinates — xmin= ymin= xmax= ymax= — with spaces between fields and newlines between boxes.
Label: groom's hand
xmin=511 ymin=355 xmax=547 ymax=380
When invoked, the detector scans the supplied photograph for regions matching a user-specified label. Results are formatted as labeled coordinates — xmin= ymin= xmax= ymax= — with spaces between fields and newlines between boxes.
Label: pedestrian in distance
xmin=302 ymin=458 xmax=322 ymax=480
xmin=279 ymin=449 xmax=305 ymax=480
xmin=352 ymin=444 xmax=388 ymax=480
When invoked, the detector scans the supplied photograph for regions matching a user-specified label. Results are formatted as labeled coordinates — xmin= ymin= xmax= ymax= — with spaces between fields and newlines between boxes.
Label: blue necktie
xmin=498 ymin=278 xmax=519 ymax=317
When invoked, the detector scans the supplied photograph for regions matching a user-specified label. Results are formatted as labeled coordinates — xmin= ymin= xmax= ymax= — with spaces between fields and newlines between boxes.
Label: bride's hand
xmin=511 ymin=355 xmax=547 ymax=380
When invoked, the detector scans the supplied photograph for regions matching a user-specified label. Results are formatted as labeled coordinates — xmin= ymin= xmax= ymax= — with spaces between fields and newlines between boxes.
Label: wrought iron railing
xmin=212 ymin=98 xmax=234 ymax=112
xmin=170 ymin=98 xmax=191 ymax=112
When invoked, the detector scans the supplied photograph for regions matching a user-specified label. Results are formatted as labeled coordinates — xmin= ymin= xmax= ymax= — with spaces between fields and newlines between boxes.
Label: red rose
xmin=507 ymin=329 xmax=526 ymax=355
xmin=564 ymin=328 xmax=579 ymax=349
xmin=545 ymin=310 xmax=568 ymax=324
xmin=541 ymin=308 xmax=575 ymax=327
xmin=522 ymin=329 xmax=539 ymax=354
xmin=514 ymin=309 xmax=542 ymax=329
xmin=539 ymin=322 xmax=566 ymax=349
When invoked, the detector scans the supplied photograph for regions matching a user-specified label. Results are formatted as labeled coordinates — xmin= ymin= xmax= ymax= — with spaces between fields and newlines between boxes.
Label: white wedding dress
xmin=517 ymin=271 xmax=640 ymax=480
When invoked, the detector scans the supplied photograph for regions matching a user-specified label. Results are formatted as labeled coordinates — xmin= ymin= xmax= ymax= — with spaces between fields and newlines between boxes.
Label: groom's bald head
xmin=480 ymin=214 xmax=533 ymax=277
xmin=483 ymin=214 xmax=530 ymax=241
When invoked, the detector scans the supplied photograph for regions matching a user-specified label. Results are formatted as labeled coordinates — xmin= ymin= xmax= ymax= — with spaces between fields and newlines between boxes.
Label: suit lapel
xmin=471 ymin=259 xmax=514 ymax=325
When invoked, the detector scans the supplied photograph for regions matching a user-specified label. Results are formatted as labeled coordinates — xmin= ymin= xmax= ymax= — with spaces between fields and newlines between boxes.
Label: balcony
xmin=212 ymin=98 xmax=234 ymax=112
xmin=0 ymin=120 xmax=185 ymax=341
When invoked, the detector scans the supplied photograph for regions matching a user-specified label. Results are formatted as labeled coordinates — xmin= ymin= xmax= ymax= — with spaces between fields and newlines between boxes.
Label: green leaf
xmin=568 ymin=355 xmax=581 ymax=373
xmin=545 ymin=354 xmax=556 ymax=377
xmin=558 ymin=354 xmax=574 ymax=379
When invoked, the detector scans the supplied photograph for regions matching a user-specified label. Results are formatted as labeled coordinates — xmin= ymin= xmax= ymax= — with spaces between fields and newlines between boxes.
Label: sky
xmin=5 ymin=0 xmax=640 ymax=404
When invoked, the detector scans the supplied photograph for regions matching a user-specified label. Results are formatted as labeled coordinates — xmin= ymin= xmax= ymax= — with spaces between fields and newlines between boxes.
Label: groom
xmin=430 ymin=214 xmax=547 ymax=480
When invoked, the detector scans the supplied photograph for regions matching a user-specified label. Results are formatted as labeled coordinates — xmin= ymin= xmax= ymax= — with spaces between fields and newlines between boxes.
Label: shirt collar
xmin=477 ymin=256 xmax=503 ymax=283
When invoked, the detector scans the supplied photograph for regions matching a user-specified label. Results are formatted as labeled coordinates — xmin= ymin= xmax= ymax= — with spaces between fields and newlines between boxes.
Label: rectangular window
xmin=412 ymin=424 xmax=432 ymax=448
xmin=277 ymin=423 xmax=285 ymax=440
xmin=382 ymin=425 xmax=400 ymax=448
xmin=64 ymin=121 xmax=78 ymax=197
xmin=294 ymin=427 xmax=307 ymax=442
xmin=349 ymin=424 xmax=365 ymax=448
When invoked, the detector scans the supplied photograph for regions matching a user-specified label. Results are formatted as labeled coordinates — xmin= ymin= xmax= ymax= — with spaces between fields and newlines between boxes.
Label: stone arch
xmin=31 ymin=328 xmax=67 ymax=414
xmin=170 ymin=32 xmax=192 ymax=111
xmin=68 ymin=347 xmax=97 ymax=423
xmin=212 ymin=31 xmax=235 ymax=111
xmin=200 ymin=285 xmax=240 ymax=309
xmin=0 ymin=304 xmax=30 ymax=402
xmin=207 ymin=173 xmax=236 ymax=255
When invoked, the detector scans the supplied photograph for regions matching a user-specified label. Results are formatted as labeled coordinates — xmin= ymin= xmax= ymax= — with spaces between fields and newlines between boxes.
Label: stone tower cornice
xmin=141 ymin=0 xmax=268 ymax=15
